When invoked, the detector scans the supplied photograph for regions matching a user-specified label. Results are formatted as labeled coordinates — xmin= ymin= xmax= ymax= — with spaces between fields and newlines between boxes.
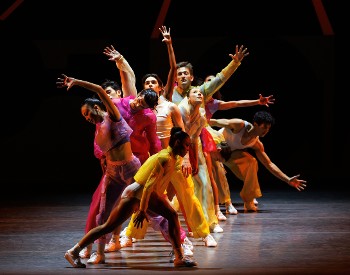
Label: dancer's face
xmin=144 ymin=76 xmax=161 ymax=95
xmin=254 ymin=123 xmax=271 ymax=137
xmin=81 ymin=104 xmax=103 ymax=124
xmin=105 ymin=86 xmax=122 ymax=99
xmin=130 ymin=95 xmax=150 ymax=112
xmin=188 ymin=88 xmax=203 ymax=107
xmin=176 ymin=67 xmax=193 ymax=89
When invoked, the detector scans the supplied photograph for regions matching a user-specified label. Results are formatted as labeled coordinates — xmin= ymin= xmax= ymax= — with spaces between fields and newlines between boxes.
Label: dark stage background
xmin=0 ymin=1 xmax=338 ymax=196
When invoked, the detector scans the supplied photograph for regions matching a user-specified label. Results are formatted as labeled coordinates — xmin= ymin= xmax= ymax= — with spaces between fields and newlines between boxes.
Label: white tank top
xmin=155 ymin=96 xmax=175 ymax=139
xmin=218 ymin=121 xmax=258 ymax=150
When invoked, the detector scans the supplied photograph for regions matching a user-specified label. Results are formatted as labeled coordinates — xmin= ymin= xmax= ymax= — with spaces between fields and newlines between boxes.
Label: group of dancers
xmin=58 ymin=26 xmax=307 ymax=268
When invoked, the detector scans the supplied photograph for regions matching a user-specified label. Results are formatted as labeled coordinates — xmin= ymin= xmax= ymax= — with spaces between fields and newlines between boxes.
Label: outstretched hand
xmin=103 ymin=45 xmax=122 ymax=62
xmin=56 ymin=74 xmax=74 ymax=90
xmin=133 ymin=210 xmax=149 ymax=229
xmin=229 ymin=45 xmax=249 ymax=62
xmin=259 ymin=94 xmax=275 ymax=107
xmin=159 ymin=25 xmax=171 ymax=44
xmin=288 ymin=174 xmax=307 ymax=191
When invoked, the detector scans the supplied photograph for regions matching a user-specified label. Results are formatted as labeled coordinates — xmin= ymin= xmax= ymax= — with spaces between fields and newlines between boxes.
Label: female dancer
xmin=178 ymin=87 xmax=222 ymax=233
xmin=56 ymin=74 xmax=141 ymax=265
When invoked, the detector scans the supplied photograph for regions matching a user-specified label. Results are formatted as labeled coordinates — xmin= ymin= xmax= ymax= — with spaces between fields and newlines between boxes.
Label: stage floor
xmin=0 ymin=188 xmax=349 ymax=275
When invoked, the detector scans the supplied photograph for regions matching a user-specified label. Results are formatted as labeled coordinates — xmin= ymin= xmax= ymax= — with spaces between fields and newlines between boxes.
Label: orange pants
xmin=223 ymin=150 xmax=262 ymax=203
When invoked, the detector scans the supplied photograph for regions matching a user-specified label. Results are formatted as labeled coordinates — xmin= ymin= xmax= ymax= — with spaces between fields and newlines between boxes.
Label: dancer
xmin=79 ymin=49 xmax=157 ymax=259
xmin=209 ymin=111 xmax=307 ymax=211
xmin=178 ymin=87 xmax=223 ymax=233
xmin=64 ymin=127 xmax=198 ymax=268
xmin=202 ymin=74 xmax=275 ymax=217
xmin=56 ymin=74 xmax=141 ymax=265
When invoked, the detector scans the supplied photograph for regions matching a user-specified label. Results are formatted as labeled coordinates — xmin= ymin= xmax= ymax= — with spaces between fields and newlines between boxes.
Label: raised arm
xmin=218 ymin=94 xmax=275 ymax=110
xmin=56 ymin=74 xmax=121 ymax=121
xmin=103 ymin=45 xmax=137 ymax=97
xmin=201 ymin=45 xmax=249 ymax=102
xmin=159 ymin=26 xmax=177 ymax=101
xmin=252 ymin=140 xmax=307 ymax=191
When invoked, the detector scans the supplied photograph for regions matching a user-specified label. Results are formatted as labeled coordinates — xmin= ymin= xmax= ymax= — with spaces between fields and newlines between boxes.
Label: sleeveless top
xmin=178 ymin=97 xmax=206 ymax=138
xmin=218 ymin=121 xmax=259 ymax=151
xmin=155 ymin=95 xmax=175 ymax=140
xmin=95 ymin=115 xmax=132 ymax=153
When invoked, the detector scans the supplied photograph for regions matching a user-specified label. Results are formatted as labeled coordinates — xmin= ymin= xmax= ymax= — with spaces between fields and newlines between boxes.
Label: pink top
xmin=95 ymin=116 xmax=132 ymax=153
xmin=112 ymin=96 xmax=162 ymax=163
xmin=93 ymin=139 xmax=104 ymax=159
